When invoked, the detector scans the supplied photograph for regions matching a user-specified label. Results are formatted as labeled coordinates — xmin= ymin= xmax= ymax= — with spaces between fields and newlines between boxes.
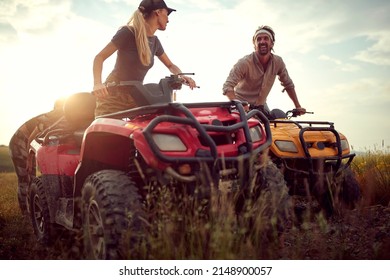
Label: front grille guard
xmin=140 ymin=100 xmax=272 ymax=164
xmin=279 ymin=126 xmax=355 ymax=177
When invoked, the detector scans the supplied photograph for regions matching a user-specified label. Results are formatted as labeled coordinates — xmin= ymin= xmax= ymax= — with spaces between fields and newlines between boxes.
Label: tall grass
xmin=1 ymin=150 xmax=389 ymax=259
xmin=352 ymin=150 xmax=390 ymax=206
xmin=0 ymin=145 xmax=14 ymax=172
xmin=137 ymin=183 xmax=285 ymax=260
xmin=0 ymin=173 xmax=33 ymax=259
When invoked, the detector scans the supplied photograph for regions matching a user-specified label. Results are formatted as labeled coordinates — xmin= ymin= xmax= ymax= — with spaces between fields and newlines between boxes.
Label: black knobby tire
xmin=338 ymin=166 xmax=361 ymax=208
xmin=316 ymin=163 xmax=361 ymax=216
xmin=252 ymin=160 xmax=291 ymax=228
xmin=29 ymin=177 xmax=57 ymax=245
xmin=238 ymin=160 xmax=291 ymax=243
xmin=81 ymin=170 xmax=146 ymax=259
xmin=17 ymin=181 xmax=29 ymax=217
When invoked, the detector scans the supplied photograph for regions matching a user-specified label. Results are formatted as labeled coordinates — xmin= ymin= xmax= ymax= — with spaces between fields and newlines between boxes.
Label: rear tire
xmin=29 ymin=177 xmax=57 ymax=245
xmin=17 ymin=181 xmax=29 ymax=217
xmin=81 ymin=170 xmax=146 ymax=259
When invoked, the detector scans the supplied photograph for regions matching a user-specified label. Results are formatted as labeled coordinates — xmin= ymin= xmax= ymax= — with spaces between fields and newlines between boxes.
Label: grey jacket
xmin=222 ymin=52 xmax=294 ymax=105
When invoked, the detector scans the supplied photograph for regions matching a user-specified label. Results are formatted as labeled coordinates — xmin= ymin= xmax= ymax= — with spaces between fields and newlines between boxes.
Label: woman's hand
xmin=180 ymin=75 xmax=197 ymax=89
xmin=92 ymin=83 xmax=109 ymax=98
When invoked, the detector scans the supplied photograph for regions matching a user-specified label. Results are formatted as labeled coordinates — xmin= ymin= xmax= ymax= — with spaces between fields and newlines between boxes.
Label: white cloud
xmin=0 ymin=21 xmax=18 ymax=43
xmin=0 ymin=0 xmax=389 ymax=149
xmin=353 ymin=31 xmax=390 ymax=66
xmin=319 ymin=55 xmax=342 ymax=65
xmin=0 ymin=0 xmax=116 ymax=144
xmin=1 ymin=0 xmax=73 ymax=36
xmin=318 ymin=55 xmax=360 ymax=72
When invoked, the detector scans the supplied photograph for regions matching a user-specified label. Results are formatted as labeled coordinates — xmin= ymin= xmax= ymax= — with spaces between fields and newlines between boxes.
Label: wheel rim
xmin=87 ymin=200 xmax=106 ymax=259
xmin=32 ymin=194 xmax=45 ymax=235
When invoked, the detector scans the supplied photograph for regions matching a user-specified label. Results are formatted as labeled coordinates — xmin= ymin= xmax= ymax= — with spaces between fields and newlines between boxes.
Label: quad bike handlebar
xmin=173 ymin=73 xmax=200 ymax=89
xmin=286 ymin=109 xmax=313 ymax=119
xmin=249 ymin=106 xmax=313 ymax=120
xmin=103 ymin=74 xmax=197 ymax=107
xmin=106 ymin=73 xmax=198 ymax=90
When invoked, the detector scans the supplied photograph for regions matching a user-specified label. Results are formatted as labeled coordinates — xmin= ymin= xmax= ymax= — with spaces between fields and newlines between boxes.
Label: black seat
xmin=115 ymin=79 xmax=173 ymax=107
xmin=63 ymin=92 xmax=96 ymax=147
xmin=270 ymin=109 xmax=287 ymax=119
xmin=63 ymin=92 xmax=96 ymax=130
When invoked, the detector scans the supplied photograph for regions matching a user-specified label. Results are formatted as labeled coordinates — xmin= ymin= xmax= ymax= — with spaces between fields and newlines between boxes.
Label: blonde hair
xmin=127 ymin=10 xmax=151 ymax=66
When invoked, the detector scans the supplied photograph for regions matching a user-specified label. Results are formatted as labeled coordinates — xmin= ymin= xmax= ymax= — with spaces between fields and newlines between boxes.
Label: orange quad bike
xmin=267 ymin=108 xmax=361 ymax=217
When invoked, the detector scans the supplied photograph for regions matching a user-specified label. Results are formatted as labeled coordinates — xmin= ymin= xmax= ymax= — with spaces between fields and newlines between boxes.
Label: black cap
xmin=139 ymin=0 xmax=176 ymax=15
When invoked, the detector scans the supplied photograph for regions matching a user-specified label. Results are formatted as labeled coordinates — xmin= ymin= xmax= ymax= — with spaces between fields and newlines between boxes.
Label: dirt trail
xmin=281 ymin=203 xmax=390 ymax=259
xmin=1 ymin=203 xmax=389 ymax=260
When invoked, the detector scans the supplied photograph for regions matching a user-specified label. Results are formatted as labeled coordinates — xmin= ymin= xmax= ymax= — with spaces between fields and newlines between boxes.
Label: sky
xmin=0 ymin=0 xmax=389 ymax=151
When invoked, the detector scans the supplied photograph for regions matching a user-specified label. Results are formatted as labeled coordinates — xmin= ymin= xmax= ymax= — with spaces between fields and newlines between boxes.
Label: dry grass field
xmin=0 ymin=146 xmax=389 ymax=260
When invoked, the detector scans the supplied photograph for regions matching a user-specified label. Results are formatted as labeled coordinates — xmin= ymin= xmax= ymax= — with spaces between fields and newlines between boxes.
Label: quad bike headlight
xmin=340 ymin=139 xmax=349 ymax=151
xmin=275 ymin=140 xmax=298 ymax=153
xmin=152 ymin=133 xmax=187 ymax=151
xmin=249 ymin=126 xmax=263 ymax=142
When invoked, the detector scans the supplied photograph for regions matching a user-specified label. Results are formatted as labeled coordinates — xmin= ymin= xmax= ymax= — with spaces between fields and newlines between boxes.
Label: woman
xmin=93 ymin=0 xmax=196 ymax=116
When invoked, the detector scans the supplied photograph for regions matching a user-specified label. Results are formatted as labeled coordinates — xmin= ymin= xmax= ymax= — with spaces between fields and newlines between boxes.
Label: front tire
xmin=238 ymin=160 xmax=291 ymax=242
xmin=316 ymin=164 xmax=361 ymax=216
xmin=252 ymin=160 xmax=291 ymax=229
xmin=81 ymin=170 xmax=146 ymax=259
xmin=338 ymin=166 xmax=361 ymax=208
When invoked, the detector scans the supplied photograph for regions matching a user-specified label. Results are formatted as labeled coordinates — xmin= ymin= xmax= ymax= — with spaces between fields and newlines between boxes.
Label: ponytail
xmin=127 ymin=10 xmax=151 ymax=66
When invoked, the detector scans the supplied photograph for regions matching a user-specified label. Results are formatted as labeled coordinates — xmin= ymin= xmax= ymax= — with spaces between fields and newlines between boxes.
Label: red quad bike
xmin=267 ymin=108 xmax=361 ymax=217
xmin=27 ymin=74 xmax=289 ymax=259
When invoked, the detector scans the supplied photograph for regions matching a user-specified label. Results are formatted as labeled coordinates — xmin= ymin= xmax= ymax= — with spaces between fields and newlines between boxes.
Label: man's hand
xmin=295 ymin=107 xmax=306 ymax=115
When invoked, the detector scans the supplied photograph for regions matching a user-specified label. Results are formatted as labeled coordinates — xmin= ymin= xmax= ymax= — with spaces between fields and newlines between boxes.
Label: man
xmin=222 ymin=25 xmax=306 ymax=118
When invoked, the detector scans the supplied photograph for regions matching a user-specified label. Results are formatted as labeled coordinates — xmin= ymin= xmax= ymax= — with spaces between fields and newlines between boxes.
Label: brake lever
xmin=182 ymin=81 xmax=200 ymax=89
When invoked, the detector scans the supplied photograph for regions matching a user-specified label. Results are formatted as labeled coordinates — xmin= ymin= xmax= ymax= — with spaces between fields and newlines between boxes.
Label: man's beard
xmin=257 ymin=43 xmax=270 ymax=56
